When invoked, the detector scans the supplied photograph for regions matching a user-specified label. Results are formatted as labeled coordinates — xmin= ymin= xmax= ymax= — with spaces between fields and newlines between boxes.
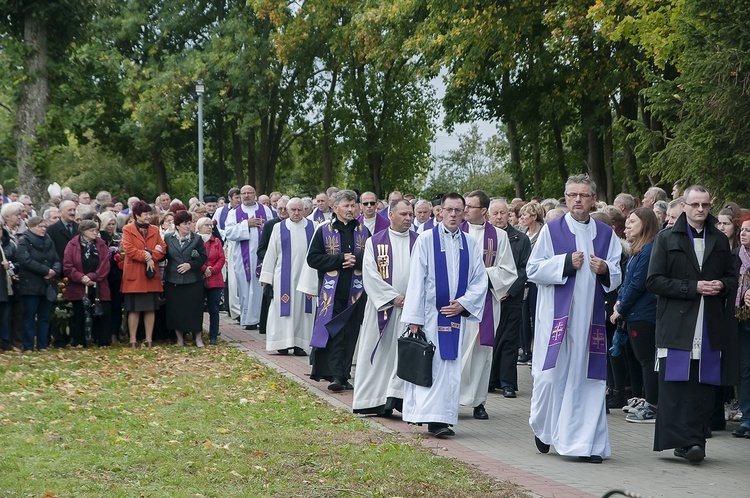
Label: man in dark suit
xmin=46 ymin=200 xmax=79 ymax=347
xmin=647 ymin=185 xmax=738 ymax=464
xmin=487 ymin=198 xmax=530 ymax=397
xmin=256 ymin=197 xmax=289 ymax=335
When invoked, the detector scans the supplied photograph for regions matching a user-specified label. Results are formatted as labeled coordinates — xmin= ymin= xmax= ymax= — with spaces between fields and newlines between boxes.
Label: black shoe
xmin=328 ymin=378 xmax=345 ymax=392
xmin=606 ymin=389 xmax=626 ymax=409
xmin=433 ymin=427 xmax=455 ymax=438
xmin=518 ymin=353 xmax=532 ymax=364
xmin=473 ymin=404 xmax=489 ymax=420
xmin=209 ymin=338 xmax=218 ymax=346
xmin=705 ymin=428 xmax=712 ymax=439
xmin=487 ymin=385 xmax=496 ymax=393
xmin=674 ymin=445 xmax=705 ymax=463
xmin=578 ymin=455 xmax=603 ymax=464
xmin=292 ymin=347 xmax=307 ymax=357
xmin=344 ymin=380 xmax=354 ymax=390
xmin=277 ymin=349 xmax=289 ymax=355
xmin=502 ymin=386 xmax=517 ymax=398
xmin=535 ymin=436 xmax=550 ymax=454
xmin=244 ymin=324 xmax=258 ymax=330
xmin=732 ymin=426 xmax=750 ymax=438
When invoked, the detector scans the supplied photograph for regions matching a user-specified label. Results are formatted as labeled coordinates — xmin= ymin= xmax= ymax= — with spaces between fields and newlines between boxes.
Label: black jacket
xmin=163 ymin=232 xmax=207 ymax=285
xmin=647 ymin=212 xmax=737 ymax=354
xmin=0 ymin=229 xmax=17 ymax=302
xmin=47 ymin=219 xmax=79 ymax=262
xmin=502 ymin=224 xmax=530 ymax=303
xmin=17 ymin=231 xmax=62 ymax=296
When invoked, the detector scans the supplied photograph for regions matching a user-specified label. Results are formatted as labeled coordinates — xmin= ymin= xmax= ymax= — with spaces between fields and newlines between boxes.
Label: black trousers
xmin=310 ymin=301 xmax=364 ymax=382
xmin=72 ymin=300 xmax=112 ymax=346
xmin=654 ymin=358 xmax=715 ymax=451
xmin=490 ymin=301 xmax=522 ymax=390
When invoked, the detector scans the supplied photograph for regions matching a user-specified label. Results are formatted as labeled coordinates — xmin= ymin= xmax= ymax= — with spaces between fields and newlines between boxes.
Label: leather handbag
xmin=397 ymin=327 xmax=436 ymax=388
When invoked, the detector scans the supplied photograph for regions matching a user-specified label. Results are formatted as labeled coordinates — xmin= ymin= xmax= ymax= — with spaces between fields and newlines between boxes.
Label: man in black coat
xmin=256 ymin=197 xmax=289 ymax=336
xmin=647 ymin=185 xmax=738 ymax=464
xmin=45 ymin=200 xmax=78 ymax=347
xmin=306 ymin=190 xmax=369 ymax=391
xmin=47 ymin=200 xmax=79 ymax=262
xmin=487 ymin=198 xmax=530 ymax=397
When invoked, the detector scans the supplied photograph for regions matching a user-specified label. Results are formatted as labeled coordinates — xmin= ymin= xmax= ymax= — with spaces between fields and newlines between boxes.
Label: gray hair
xmin=565 ymin=174 xmax=597 ymax=197
xmin=646 ymin=186 xmax=668 ymax=202
xmin=333 ymin=190 xmax=357 ymax=205
xmin=326 ymin=186 xmax=340 ymax=198
xmin=681 ymin=185 xmax=709 ymax=199
xmin=300 ymin=197 xmax=313 ymax=211
xmin=540 ymin=198 xmax=560 ymax=212
xmin=668 ymin=197 xmax=684 ymax=209
xmin=42 ymin=207 xmax=59 ymax=220
xmin=614 ymin=193 xmax=635 ymax=211
xmin=414 ymin=199 xmax=430 ymax=209
xmin=1 ymin=202 xmax=25 ymax=218
xmin=286 ymin=197 xmax=303 ymax=209
xmin=653 ymin=200 xmax=668 ymax=213
xmin=490 ymin=198 xmax=509 ymax=210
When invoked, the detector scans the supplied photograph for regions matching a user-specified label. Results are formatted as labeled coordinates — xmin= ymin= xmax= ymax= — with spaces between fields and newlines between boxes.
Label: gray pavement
xmin=216 ymin=316 xmax=750 ymax=498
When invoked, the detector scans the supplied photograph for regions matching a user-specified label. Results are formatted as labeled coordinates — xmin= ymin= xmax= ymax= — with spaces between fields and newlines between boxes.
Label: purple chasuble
xmin=311 ymin=207 xmax=330 ymax=224
xmin=279 ymin=219 xmax=315 ymax=317
xmin=433 ymin=226 xmax=470 ymax=360
xmin=664 ymin=229 xmax=722 ymax=385
xmin=234 ymin=205 xmax=268 ymax=281
xmin=422 ymin=218 xmax=435 ymax=231
xmin=368 ymin=229 xmax=418 ymax=363
xmin=309 ymin=222 xmax=368 ymax=348
xmin=460 ymin=221 xmax=498 ymax=346
xmin=544 ymin=216 xmax=612 ymax=380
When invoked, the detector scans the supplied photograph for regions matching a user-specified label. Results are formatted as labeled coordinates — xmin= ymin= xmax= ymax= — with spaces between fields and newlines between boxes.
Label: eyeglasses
xmin=361 ymin=201 xmax=377 ymax=207
xmin=683 ymin=202 xmax=712 ymax=210
xmin=565 ymin=193 xmax=592 ymax=199
xmin=443 ymin=208 xmax=464 ymax=214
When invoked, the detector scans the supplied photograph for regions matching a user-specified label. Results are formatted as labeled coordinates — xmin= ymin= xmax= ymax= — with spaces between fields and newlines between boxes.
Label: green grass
xmin=0 ymin=344 xmax=526 ymax=497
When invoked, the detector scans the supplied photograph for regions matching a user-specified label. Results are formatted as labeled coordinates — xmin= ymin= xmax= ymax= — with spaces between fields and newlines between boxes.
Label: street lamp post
xmin=196 ymin=79 xmax=205 ymax=200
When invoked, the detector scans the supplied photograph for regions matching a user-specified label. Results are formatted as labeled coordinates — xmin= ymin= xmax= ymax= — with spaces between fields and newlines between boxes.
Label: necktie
xmin=67 ymin=224 xmax=73 ymax=236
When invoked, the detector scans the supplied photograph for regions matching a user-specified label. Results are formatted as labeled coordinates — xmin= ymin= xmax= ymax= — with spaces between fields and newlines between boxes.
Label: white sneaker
xmin=734 ymin=410 xmax=743 ymax=422
xmin=622 ymin=397 xmax=645 ymax=413
xmin=626 ymin=403 xmax=657 ymax=424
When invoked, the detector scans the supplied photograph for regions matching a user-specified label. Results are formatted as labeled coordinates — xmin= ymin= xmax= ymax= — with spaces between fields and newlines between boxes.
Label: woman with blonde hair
xmin=518 ymin=201 xmax=545 ymax=364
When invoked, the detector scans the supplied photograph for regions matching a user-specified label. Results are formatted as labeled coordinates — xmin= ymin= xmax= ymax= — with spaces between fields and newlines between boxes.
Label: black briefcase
xmin=397 ymin=327 xmax=436 ymax=387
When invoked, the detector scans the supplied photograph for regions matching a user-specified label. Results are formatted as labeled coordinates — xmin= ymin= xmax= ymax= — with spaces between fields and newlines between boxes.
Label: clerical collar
xmin=389 ymin=228 xmax=409 ymax=237
xmin=688 ymin=224 xmax=704 ymax=238
xmin=570 ymin=215 xmax=591 ymax=225
xmin=441 ymin=225 xmax=461 ymax=239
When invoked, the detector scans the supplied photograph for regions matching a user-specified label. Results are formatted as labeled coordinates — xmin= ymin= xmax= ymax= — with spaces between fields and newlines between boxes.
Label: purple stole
xmin=369 ymin=229 xmax=418 ymax=363
xmin=433 ymin=226 xmax=469 ymax=360
xmin=309 ymin=222 xmax=368 ymax=348
xmin=358 ymin=213 xmax=389 ymax=236
xmin=460 ymin=221 xmax=498 ymax=346
xmin=218 ymin=206 xmax=230 ymax=231
xmin=543 ymin=216 xmax=611 ymax=380
xmin=664 ymin=229 xmax=722 ymax=385
xmin=279 ymin=219 xmax=315 ymax=317
xmin=422 ymin=218 xmax=436 ymax=232
xmin=311 ymin=207 xmax=330 ymax=224
xmin=234 ymin=205 xmax=269 ymax=280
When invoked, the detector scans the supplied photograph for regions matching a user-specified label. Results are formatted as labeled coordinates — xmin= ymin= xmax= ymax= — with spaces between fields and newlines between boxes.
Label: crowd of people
xmin=0 ymin=175 xmax=747 ymax=466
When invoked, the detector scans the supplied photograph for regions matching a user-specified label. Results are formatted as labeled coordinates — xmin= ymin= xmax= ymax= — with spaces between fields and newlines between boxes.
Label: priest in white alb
xmin=459 ymin=190 xmax=517 ymax=421
xmin=353 ymin=199 xmax=417 ymax=416
xmin=224 ymin=185 xmax=273 ymax=329
xmin=401 ymin=193 xmax=488 ymax=439
xmin=527 ymin=174 xmax=622 ymax=464
xmin=259 ymin=198 xmax=316 ymax=356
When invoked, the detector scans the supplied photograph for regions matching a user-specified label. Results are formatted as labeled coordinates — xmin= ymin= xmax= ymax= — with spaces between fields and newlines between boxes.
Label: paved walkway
xmin=216 ymin=316 xmax=749 ymax=498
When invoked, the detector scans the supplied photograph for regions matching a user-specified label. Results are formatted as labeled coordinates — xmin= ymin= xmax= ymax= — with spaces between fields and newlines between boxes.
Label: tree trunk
xmin=603 ymin=110 xmax=614 ymax=203
xmin=582 ymin=94 xmax=607 ymax=202
xmin=247 ymin=128 xmax=256 ymax=188
xmin=14 ymin=11 xmax=49 ymax=203
xmin=618 ymin=93 xmax=638 ymax=192
xmin=152 ymin=149 xmax=168 ymax=193
xmin=532 ymin=131 xmax=542 ymax=195
xmin=368 ymin=150 xmax=383 ymax=198
xmin=217 ymin=111 xmax=225 ymax=196
xmin=505 ymin=117 xmax=523 ymax=198
xmin=321 ymin=70 xmax=338 ymax=189
xmin=552 ymin=122 xmax=568 ymax=185
xmin=231 ymin=121 xmax=243 ymax=187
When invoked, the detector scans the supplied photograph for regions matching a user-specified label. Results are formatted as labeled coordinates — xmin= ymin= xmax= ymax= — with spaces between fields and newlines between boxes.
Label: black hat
xmin=203 ymin=193 xmax=218 ymax=203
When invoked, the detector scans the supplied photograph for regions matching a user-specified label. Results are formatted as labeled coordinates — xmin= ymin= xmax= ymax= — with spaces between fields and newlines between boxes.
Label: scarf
xmin=737 ymin=245 xmax=750 ymax=319
xmin=135 ymin=221 xmax=150 ymax=239
xmin=200 ymin=233 xmax=211 ymax=243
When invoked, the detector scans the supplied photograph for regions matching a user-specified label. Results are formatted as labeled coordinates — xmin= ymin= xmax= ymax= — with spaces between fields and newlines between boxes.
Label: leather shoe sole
xmin=578 ymin=455 xmax=603 ymax=464
xmin=535 ymin=436 xmax=550 ymax=454
xmin=674 ymin=445 xmax=705 ymax=463
xmin=328 ymin=379 xmax=344 ymax=392
xmin=502 ymin=387 xmax=517 ymax=398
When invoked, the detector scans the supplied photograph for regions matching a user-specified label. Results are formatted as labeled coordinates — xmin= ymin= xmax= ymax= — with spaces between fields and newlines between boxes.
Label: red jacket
xmin=201 ymin=235 xmax=225 ymax=289
xmin=120 ymin=223 xmax=166 ymax=294
xmin=63 ymin=235 xmax=111 ymax=301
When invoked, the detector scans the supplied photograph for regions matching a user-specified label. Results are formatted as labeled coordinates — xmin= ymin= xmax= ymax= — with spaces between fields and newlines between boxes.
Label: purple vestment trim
xmin=234 ymin=205 xmax=268 ymax=281
xmin=544 ymin=216 xmax=612 ymax=380
xmin=309 ymin=222 xmax=367 ymax=348
xmin=369 ymin=229 xmax=418 ymax=364
xmin=358 ymin=213 xmax=390 ymax=236
xmin=433 ymin=226 xmax=469 ymax=360
xmin=311 ymin=207 xmax=331 ymax=224
xmin=279 ymin=219 xmax=314 ymax=317
xmin=218 ymin=206 xmax=229 ymax=230
xmin=461 ymin=221 xmax=498 ymax=346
